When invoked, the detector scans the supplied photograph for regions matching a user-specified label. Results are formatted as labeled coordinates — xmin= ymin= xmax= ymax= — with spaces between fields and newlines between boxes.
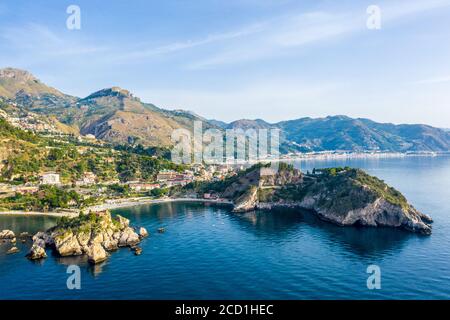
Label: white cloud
xmin=187 ymin=11 xmax=361 ymax=69
xmin=0 ymin=23 xmax=107 ymax=60
xmin=383 ymin=0 xmax=450 ymax=20
xmin=187 ymin=0 xmax=450 ymax=69
xmin=106 ymin=23 xmax=266 ymax=62
xmin=3 ymin=0 xmax=448 ymax=69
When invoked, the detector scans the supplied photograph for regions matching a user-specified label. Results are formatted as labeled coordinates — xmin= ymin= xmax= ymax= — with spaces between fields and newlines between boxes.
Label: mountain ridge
xmin=1 ymin=67 xmax=449 ymax=152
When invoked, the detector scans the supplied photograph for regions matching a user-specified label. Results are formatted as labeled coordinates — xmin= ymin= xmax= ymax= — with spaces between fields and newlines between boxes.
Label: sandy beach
xmin=88 ymin=197 xmax=233 ymax=212
xmin=0 ymin=210 xmax=78 ymax=217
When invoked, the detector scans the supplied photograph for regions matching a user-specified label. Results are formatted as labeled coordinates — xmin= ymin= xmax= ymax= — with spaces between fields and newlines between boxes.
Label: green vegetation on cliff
xmin=56 ymin=211 xmax=120 ymax=234
xmin=351 ymin=169 xmax=408 ymax=209
xmin=0 ymin=117 xmax=39 ymax=142
xmin=203 ymin=163 xmax=431 ymax=234
xmin=202 ymin=163 xmax=410 ymax=215
xmin=269 ymin=168 xmax=409 ymax=214
xmin=0 ymin=185 xmax=81 ymax=211
xmin=0 ymin=113 xmax=186 ymax=184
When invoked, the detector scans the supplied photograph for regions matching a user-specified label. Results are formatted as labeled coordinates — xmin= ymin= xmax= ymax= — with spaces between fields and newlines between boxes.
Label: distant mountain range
xmin=214 ymin=116 xmax=450 ymax=153
xmin=1 ymin=67 xmax=449 ymax=153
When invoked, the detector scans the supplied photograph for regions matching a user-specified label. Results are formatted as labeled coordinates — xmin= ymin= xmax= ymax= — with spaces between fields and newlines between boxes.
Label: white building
xmin=40 ymin=173 xmax=60 ymax=185
xmin=129 ymin=183 xmax=160 ymax=192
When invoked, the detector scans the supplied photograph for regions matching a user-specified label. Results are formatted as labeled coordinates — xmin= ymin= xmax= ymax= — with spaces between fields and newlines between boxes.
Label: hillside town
xmin=0 ymin=159 xmax=239 ymax=211
xmin=0 ymin=101 xmax=246 ymax=212
xmin=0 ymin=106 xmax=62 ymax=133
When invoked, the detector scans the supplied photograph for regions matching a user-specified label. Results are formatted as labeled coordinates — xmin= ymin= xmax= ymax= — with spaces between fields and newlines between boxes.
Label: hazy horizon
xmin=1 ymin=0 xmax=449 ymax=127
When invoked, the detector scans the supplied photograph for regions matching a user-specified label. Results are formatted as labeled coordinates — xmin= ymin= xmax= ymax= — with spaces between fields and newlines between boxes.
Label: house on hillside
xmin=40 ymin=172 xmax=60 ymax=185
xmin=156 ymin=170 xmax=179 ymax=181
xmin=75 ymin=172 xmax=97 ymax=186
xmin=16 ymin=186 xmax=39 ymax=195
xmin=157 ymin=170 xmax=194 ymax=187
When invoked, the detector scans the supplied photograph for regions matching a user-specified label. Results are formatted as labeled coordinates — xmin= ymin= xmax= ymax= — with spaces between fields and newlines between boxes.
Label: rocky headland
xmin=198 ymin=163 xmax=433 ymax=235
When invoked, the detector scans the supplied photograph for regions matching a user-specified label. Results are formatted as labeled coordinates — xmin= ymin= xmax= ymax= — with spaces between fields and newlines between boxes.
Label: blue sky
xmin=0 ymin=0 xmax=449 ymax=127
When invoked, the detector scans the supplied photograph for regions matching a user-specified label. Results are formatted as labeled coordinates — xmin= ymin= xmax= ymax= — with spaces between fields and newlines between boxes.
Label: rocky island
xmin=194 ymin=163 xmax=433 ymax=235
xmin=27 ymin=211 xmax=148 ymax=263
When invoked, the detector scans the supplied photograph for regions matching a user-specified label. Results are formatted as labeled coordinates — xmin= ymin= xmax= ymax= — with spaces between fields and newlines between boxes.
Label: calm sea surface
xmin=1 ymin=156 xmax=449 ymax=299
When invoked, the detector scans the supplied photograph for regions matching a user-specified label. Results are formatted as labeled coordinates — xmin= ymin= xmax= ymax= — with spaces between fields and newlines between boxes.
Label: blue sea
xmin=1 ymin=156 xmax=449 ymax=299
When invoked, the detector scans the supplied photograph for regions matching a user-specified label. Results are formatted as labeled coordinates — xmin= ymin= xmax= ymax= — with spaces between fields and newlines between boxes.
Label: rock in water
xmin=118 ymin=227 xmax=140 ymax=247
xmin=134 ymin=247 xmax=142 ymax=255
xmin=32 ymin=231 xmax=53 ymax=246
xmin=53 ymin=231 xmax=83 ymax=256
xmin=0 ymin=230 xmax=15 ymax=239
xmin=138 ymin=227 xmax=148 ymax=238
xmin=87 ymin=243 xmax=107 ymax=264
xmin=157 ymin=227 xmax=165 ymax=233
xmin=27 ymin=238 xmax=47 ymax=260
xmin=116 ymin=215 xmax=130 ymax=228
xmin=27 ymin=245 xmax=47 ymax=260
xmin=102 ymin=239 xmax=119 ymax=251
xmin=7 ymin=247 xmax=19 ymax=254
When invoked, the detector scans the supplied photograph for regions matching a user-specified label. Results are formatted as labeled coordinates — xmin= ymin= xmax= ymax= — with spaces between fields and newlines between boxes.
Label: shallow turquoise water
xmin=0 ymin=156 xmax=449 ymax=299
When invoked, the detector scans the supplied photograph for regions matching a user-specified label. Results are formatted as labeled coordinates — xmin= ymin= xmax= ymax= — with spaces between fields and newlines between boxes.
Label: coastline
xmin=88 ymin=197 xmax=233 ymax=212
xmin=1 ymin=153 xmax=447 ymax=218
xmin=270 ymin=151 xmax=448 ymax=162
xmin=0 ymin=197 xmax=233 ymax=217
xmin=218 ymin=151 xmax=449 ymax=167
xmin=0 ymin=210 xmax=78 ymax=217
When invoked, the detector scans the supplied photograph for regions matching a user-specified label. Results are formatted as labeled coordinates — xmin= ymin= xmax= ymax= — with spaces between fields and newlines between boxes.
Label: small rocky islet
xmin=0 ymin=230 xmax=30 ymax=254
xmin=26 ymin=211 xmax=148 ymax=263
xmin=1 ymin=211 xmax=163 ymax=263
